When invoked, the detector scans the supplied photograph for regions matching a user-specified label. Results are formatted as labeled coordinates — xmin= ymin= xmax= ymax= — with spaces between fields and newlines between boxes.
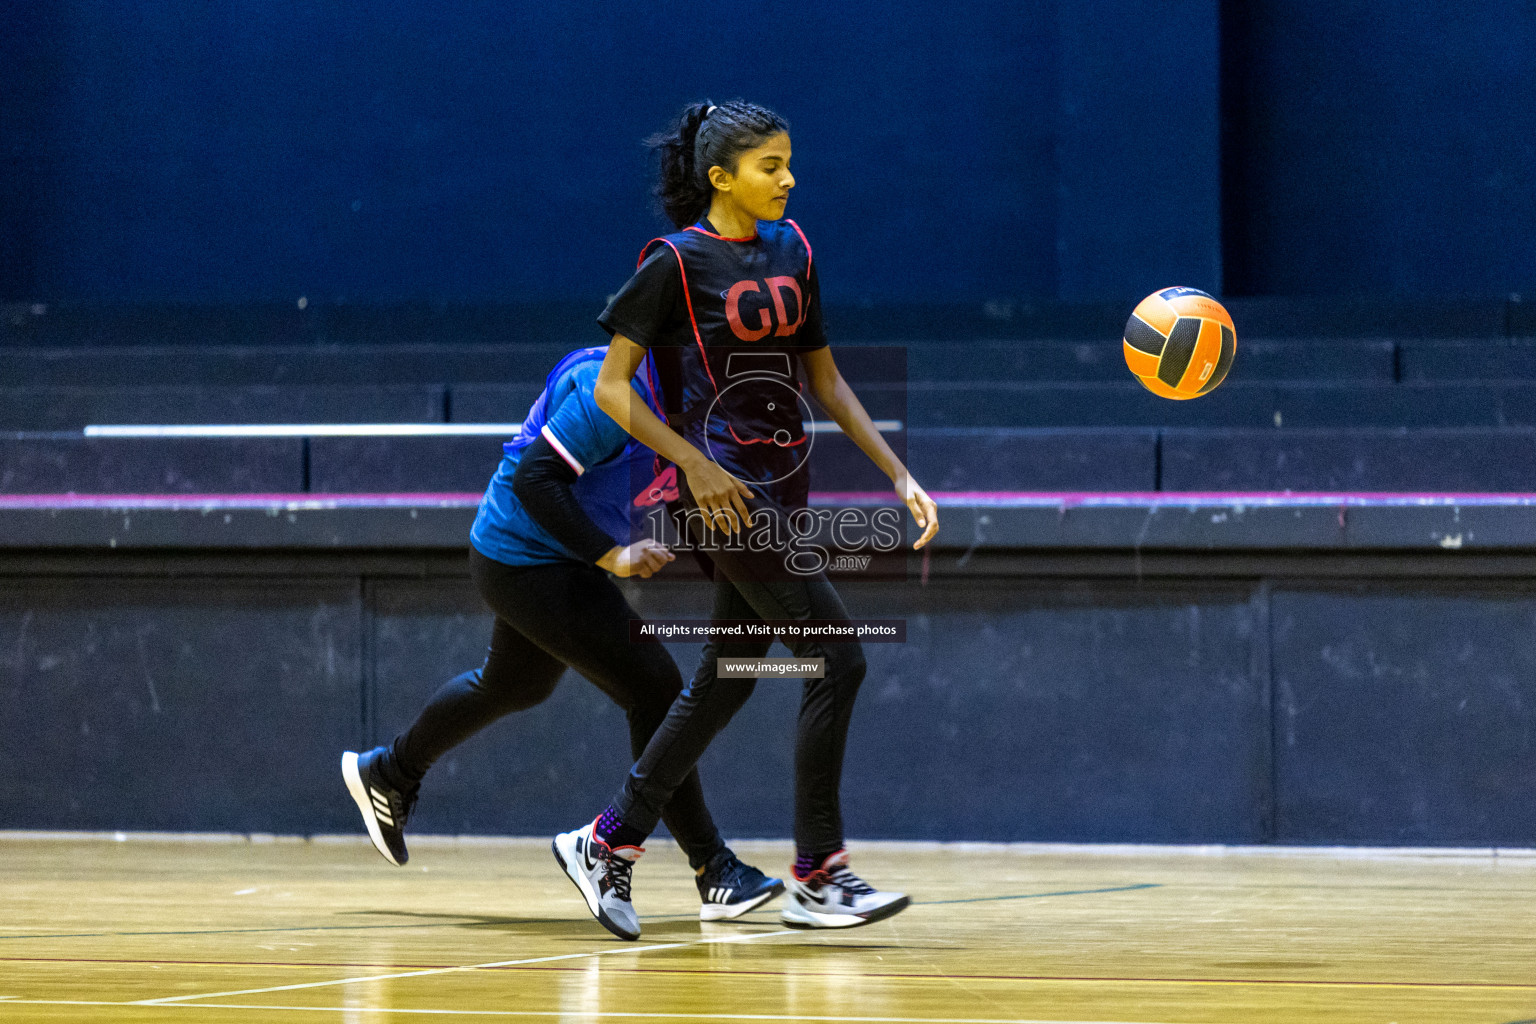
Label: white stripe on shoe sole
xmin=700 ymin=887 xmax=779 ymax=921
xmin=552 ymin=833 xmax=603 ymax=921
xmin=341 ymin=752 xmax=401 ymax=867
xmin=781 ymin=893 xmax=911 ymax=929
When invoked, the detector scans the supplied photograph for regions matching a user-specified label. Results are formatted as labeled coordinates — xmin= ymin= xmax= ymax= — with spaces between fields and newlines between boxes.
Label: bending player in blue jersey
xmin=553 ymin=100 xmax=939 ymax=940
xmin=342 ymin=345 xmax=783 ymax=922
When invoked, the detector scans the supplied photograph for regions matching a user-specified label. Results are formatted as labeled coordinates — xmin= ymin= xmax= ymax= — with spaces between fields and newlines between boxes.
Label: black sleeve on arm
xmin=511 ymin=435 xmax=620 ymax=565
xmin=796 ymin=261 xmax=828 ymax=351
xmin=597 ymin=247 xmax=684 ymax=348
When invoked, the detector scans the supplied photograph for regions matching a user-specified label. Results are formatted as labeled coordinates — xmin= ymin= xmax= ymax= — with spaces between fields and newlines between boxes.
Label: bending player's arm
xmin=510 ymin=435 xmax=672 ymax=579
xmin=594 ymin=336 xmax=755 ymax=535
xmin=800 ymin=345 xmax=939 ymax=550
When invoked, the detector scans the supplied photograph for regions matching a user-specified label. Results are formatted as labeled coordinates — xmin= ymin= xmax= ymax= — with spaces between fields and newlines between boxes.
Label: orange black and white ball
xmin=1122 ymin=286 xmax=1236 ymax=399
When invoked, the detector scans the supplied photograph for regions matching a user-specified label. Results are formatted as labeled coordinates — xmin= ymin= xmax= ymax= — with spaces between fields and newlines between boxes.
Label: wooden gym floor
xmin=1 ymin=835 xmax=1534 ymax=1023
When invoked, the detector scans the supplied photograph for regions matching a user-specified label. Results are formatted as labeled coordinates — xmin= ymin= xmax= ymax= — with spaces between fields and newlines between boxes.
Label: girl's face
xmin=710 ymin=132 xmax=795 ymax=223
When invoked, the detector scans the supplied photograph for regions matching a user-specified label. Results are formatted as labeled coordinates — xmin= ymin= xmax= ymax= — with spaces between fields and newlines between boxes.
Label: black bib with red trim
xmin=639 ymin=219 xmax=818 ymax=504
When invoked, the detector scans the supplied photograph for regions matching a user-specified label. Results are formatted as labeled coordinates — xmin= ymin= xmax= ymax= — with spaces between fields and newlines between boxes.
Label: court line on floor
xmin=911 ymin=883 xmax=1160 ymax=905
xmin=132 ymin=929 xmax=796 ymax=1005
xmin=0 ymin=1002 xmax=1192 ymax=1024
xmin=464 ymin=965 xmax=1536 ymax=991
xmin=10 ymin=953 xmax=1536 ymax=991
xmin=0 ymin=955 xmax=454 ymax=970
xmin=0 ymin=921 xmax=483 ymax=941
xmin=0 ymin=884 xmax=1163 ymax=941
xmin=130 ymin=944 xmax=689 ymax=1004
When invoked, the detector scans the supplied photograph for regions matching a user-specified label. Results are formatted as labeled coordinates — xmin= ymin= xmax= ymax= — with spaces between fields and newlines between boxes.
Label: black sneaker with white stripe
xmin=695 ymin=849 xmax=784 ymax=920
xmin=342 ymin=747 xmax=417 ymax=866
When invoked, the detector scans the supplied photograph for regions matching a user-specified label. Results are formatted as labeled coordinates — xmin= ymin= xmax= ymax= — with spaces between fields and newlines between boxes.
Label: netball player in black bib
xmin=552 ymin=100 xmax=939 ymax=939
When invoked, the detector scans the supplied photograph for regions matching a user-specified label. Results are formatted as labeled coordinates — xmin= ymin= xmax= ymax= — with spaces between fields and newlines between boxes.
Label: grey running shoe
xmin=553 ymin=818 xmax=643 ymax=941
xmin=342 ymin=748 xmax=416 ymax=867
xmin=696 ymin=849 xmax=784 ymax=921
xmin=780 ymin=849 xmax=910 ymax=929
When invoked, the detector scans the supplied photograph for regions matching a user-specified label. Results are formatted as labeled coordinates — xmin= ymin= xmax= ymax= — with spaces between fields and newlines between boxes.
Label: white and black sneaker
xmin=696 ymin=849 xmax=784 ymax=921
xmin=781 ymin=849 xmax=910 ymax=929
xmin=341 ymin=748 xmax=417 ymax=867
xmin=553 ymin=818 xmax=643 ymax=941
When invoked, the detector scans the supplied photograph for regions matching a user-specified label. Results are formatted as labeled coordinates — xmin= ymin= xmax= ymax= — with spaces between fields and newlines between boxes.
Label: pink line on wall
xmin=3 ymin=491 xmax=1536 ymax=511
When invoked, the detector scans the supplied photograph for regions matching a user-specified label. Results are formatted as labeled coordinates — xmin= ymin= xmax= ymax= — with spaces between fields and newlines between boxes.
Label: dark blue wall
xmin=6 ymin=0 xmax=1218 ymax=304
xmin=6 ymin=2 xmax=1533 ymax=306
xmin=1222 ymin=2 xmax=1536 ymax=296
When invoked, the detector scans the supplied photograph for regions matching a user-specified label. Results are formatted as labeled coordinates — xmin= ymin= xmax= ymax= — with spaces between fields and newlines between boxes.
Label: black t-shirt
xmin=597 ymin=219 xmax=826 ymax=505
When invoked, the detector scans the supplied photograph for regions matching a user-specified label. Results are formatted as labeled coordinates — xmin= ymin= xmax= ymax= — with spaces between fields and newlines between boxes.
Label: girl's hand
xmin=896 ymin=473 xmax=939 ymax=550
xmin=682 ymin=457 xmax=755 ymax=536
xmin=597 ymin=539 xmax=676 ymax=579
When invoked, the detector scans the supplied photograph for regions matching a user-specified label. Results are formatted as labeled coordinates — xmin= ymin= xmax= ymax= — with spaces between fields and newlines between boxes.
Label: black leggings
xmin=611 ymin=494 xmax=867 ymax=856
xmin=389 ymin=547 xmax=725 ymax=868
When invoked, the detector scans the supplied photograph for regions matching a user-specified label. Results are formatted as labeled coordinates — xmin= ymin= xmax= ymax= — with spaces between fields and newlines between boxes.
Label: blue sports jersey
xmin=469 ymin=348 xmax=670 ymax=567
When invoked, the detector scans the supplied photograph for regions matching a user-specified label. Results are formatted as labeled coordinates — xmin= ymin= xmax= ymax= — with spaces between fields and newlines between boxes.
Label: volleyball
xmin=1122 ymin=286 xmax=1236 ymax=399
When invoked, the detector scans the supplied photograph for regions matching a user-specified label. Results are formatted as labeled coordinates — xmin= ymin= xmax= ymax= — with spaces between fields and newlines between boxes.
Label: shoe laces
xmin=604 ymin=849 xmax=636 ymax=901
xmin=826 ymin=864 xmax=876 ymax=896
xmin=373 ymin=779 xmax=417 ymax=828
xmin=386 ymin=783 xmax=418 ymax=827
xmin=706 ymin=852 xmax=758 ymax=889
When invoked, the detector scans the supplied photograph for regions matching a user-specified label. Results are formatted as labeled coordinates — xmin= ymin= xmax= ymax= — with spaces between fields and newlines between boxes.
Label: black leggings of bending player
xmin=611 ymin=491 xmax=867 ymax=859
xmin=384 ymin=546 xmax=726 ymax=869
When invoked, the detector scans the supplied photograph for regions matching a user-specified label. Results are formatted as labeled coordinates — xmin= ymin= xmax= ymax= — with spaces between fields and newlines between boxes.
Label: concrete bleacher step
xmin=0 ymin=338 xmax=1441 ymax=389
xmin=5 ymin=427 xmax=1535 ymax=496
xmin=0 ymin=385 xmax=446 ymax=430
xmin=6 ymin=297 xmax=1521 ymax=347
xmin=893 ymin=338 xmax=1398 ymax=382
xmin=807 ymin=430 xmax=1159 ymax=493
xmin=6 ymin=339 xmax=1536 ymax=399
xmin=0 ymin=343 xmax=575 ymax=387
xmin=1162 ymin=428 xmax=1536 ymax=492
xmin=5 ymin=380 xmax=1535 ymax=432
xmin=447 ymin=383 xmax=560 ymax=423
xmin=892 ymin=381 xmax=1536 ymax=429
xmin=307 ymin=436 xmax=504 ymax=493
xmin=1398 ymin=339 xmax=1536 ymax=381
xmin=0 ymin=302 xmax=604 ymax=348
xmin=0 ymin=438 xmax=304 ymax=493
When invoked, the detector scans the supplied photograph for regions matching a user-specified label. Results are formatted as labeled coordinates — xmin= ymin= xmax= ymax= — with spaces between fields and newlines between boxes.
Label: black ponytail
xmin=647 ymin=99 xmax=790 ymax=229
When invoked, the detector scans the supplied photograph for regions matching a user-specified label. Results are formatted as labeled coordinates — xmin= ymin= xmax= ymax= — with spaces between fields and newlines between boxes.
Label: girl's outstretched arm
xmin=594 ymin=336 xmax=756 ymax=535
xmin=800 ymin=346 xmax=939 ymax=550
